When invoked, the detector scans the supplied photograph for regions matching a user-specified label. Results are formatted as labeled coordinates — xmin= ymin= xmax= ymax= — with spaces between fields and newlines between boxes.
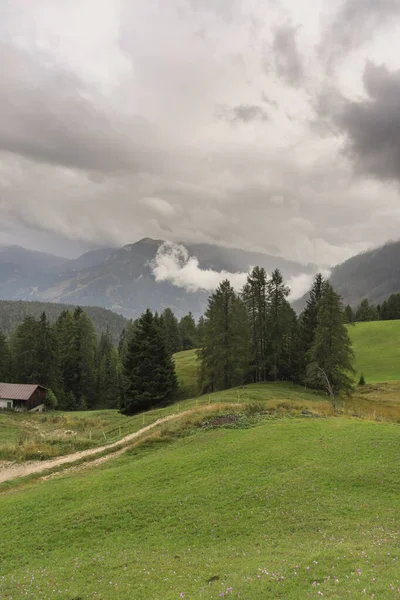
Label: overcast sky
xmin=1 ymin=0 xmax=400 ymax=266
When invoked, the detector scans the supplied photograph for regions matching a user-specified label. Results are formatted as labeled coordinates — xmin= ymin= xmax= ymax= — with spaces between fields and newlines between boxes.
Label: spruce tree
xmin=344 ymin=305 xmax=354 ymax=324
xmin=198 ymin=280 xmax=250 ymax=393
xmin=162 ymin=308 xmax=181 ymax=354
xmin=306 ymin=283 xmax=355 ymax=406
xmin=36 ymin=312 xmax=61 ymax=393
xmin=242 ymin=266 xmax=268 ymax=382
xmin=0 ymin=330 xmax=10 ymax=381
xmin=355 ymin=299 xmax=378 ymax=322
xmin=55 ymin=310 xmax=77 ymax=406
xmin=179 ymin=313 xmax=197 ymax=350
xmin=11 ymin=316 xmax=40 ymax=383
xmin=73 ymin=309 xmax=97 ymax=408
xmin=266 ymin=269 xmax=290 ymax=380
xmin=121 ymin=309 xmax=178 ymax=415
xmin=299 ymin=274 xmax=325 ymax=352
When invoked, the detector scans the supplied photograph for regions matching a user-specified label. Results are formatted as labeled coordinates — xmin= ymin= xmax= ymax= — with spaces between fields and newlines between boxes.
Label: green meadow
xmin=1 ymin=417 xmax=400 ymax=599
xmin=349 ymin=319 xmax=400 ymax=382
xmin=1 ymin=323 xmax=400 ymax=599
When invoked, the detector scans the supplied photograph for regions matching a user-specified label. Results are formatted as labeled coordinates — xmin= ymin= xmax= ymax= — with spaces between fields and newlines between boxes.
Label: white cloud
xmin=151 ymin=242 xmax=249 ymax=292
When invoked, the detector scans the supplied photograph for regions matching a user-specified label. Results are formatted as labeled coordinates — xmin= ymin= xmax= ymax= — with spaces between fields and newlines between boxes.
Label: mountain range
xmin=0 ymin=238 xmax=315 ymax=318
xmin=1 ymin=238 xmax=399 ymax=318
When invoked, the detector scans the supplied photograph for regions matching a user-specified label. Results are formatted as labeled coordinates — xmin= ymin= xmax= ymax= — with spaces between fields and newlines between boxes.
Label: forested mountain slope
xmin=0 ymin=300 xmax=126 ymax=342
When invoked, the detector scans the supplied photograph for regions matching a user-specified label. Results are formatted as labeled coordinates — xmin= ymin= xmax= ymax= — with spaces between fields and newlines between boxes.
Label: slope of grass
xmin=0 ymin=383 xmax=329 ymax=461
xmin=1 ymin=418 xmax=400 ymax=599
xmin=348 ymin=320 xmax=400 ymax=382
xmin=174 ymin=348 xmax=199 ymax=399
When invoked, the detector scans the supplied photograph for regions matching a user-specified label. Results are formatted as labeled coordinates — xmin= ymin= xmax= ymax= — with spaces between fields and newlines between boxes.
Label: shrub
xmin=358 ymin=374 xmax=366 ymax=386
xmin=45 ymin=389 xmax=58 ymax=410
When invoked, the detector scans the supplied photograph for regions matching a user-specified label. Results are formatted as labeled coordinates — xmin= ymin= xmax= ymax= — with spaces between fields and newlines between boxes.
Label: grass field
xmin=0 ymin=382 xmax=331 ymax=461
xmin=349 ymin=320 xmax=400 ymax=383
xmin=174 ymin=348 xmax=199 ymax=399
xmin=1 ymin=417 xmax=400 ymax=599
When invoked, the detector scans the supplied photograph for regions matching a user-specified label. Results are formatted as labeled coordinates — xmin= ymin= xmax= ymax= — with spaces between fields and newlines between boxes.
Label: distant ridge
xmin=0 ymin=238 xmax=316 ymax=319
xmin=0 ymin=299 xmax=127 ymax=343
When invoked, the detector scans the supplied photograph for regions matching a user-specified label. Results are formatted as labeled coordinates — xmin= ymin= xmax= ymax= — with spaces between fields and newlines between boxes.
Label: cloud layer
xmin=1 ymin=0 xmax=400 ymax=265
xmin=152 ymin=242 xmax=249 ymax=293
xmin=152 ymin=242 xmax=317 ymax=300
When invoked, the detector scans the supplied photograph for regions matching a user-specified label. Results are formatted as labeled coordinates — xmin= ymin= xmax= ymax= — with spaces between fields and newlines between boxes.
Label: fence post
xmin=103 ymin=431 xmax=107 ymax=441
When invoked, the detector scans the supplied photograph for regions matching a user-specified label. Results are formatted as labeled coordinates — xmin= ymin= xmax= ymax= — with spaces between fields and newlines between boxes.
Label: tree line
xmin=0 ymin=307 xmax=200 ymax=412
xmin=198 ymin=269 xmax=354 ymax=404
xmin=0 ymin=269 xmax=355 ymax=413
xmin=344 ymin=293 xmax=400 ymax=323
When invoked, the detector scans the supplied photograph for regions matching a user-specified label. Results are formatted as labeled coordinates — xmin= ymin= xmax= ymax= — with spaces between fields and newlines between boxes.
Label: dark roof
xmin=0 ymin=383 xmax=46 ymax=401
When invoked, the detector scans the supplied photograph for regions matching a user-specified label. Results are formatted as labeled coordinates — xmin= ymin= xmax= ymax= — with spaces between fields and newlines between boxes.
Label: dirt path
xmin=0 ymin=413 xmax=177 ymax=484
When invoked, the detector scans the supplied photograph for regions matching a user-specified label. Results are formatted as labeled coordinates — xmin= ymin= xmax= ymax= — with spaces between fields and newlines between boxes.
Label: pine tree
xmin=306 ymin=283 xmax=355 ymax=406
xmin=198 ymin=280 xmax=250 ymax=393
xmin=344 ymin=305 xmax=354 ymax=324
xmin=36 ymin=312 xmax=61 ymax=393
xmin=196 ymin=316 xmax=206 ymax=346
xmin=266 ymin=269 xmax=290 ymax=380
xmin=179 ymin=313 xmax=197 ymax=350
xmin=0 ymin=330 xmax=10 ymax=381
xmin=55 ymin=310 xmax=77 ymax=406
xmin=98 ymin=326 xmax=113 ymax=361
xmin=120 ymin=309 xmax=178 ymax=415
xmin=73 ymin=309 xmax=97 ymax=408
xmin=11 ymin=316 xmax=41 ymax=383
xmin=118 ymin=320 xmax=137 ymax=366
xmin=162 ymin=308 xmax=181 ymax=354
xmin=355 ymin=299 xmax=378 ymax=322
xmin=242 ymin=267 xmax=268 ymax=382
xmin=299 ymin=274 xmax=325 ymax=352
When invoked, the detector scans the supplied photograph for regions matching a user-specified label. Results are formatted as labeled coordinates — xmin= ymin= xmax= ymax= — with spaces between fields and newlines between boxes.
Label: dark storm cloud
xmin=272 ymin=24 xmax=304 ymax=86
xmin=0 ymin=44 xmax=166 ymax=174
xmin=217 ymin=104 xmax=269 ymax=123
xmin=320 ymin=0 xmax=400 ymax=66
xmin=328 ymin=62 xmax=400 ymax=182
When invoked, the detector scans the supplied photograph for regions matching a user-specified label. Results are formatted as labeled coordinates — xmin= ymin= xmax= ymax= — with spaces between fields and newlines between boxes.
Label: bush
xmin=45 ymin=389 xmax=58 ymax=410
xmin=358 ymin=374 xmax=366 ymax=386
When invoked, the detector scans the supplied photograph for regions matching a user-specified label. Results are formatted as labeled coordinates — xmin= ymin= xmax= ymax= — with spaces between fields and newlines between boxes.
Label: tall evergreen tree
xmin=73 ymin=308 xmax=97 ymax=408
xmin=56 ymin=310 xmax=77 ymax=405
xmin=98 ymin=326 xmax=113 ymax=361
xmin=306 ymin=283 xmax=355 ymax=406
xmin=344 ymin=305 xmax=354 ymax=324
xmin=11 ymin=316 xmax=40 ymax=383
xmin=198 ymin=280 xmax=250 ymax=393
xmin=299 ymin=274 xmax=325 ymax=352
xmin=35 ymin=312 xmax=61 ymax=393
xmin=242 ymin=266 xmax=268 ymax=382
xmin=196 ymin=316 xmax=206 ymax=346
xmin=355 ymin=299 xmax=378 ymax=322
xmin=266 ymin=269 xmax=290 ymax=380
xmin=162 ymin=308 xmax=181 ymax=354
xmin=299 ymin=273 xmax=325 ymax=380
xmin=179 ymin=313 xmax=197 ymax=350
xmin=98 ymin=345 xmax=122 ymax=408
xmin=0 ymin=330 xmax=10 ymax=381
xmin=120 ymin=309 xmax=178 ymax=415
xmin=118 ymin=319 xmax=137 ymax=366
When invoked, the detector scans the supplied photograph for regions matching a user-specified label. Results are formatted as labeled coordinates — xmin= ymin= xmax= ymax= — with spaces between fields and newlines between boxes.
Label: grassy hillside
xmin=0 ymin=382 xmax=330 ymax=461
xmin=348 ymin=320 xmax=400 ymax=382
xmin=174 ymin=348 xmax=199 ymax=398
xmin=1 ymin=417 xmax=400 ymax=599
